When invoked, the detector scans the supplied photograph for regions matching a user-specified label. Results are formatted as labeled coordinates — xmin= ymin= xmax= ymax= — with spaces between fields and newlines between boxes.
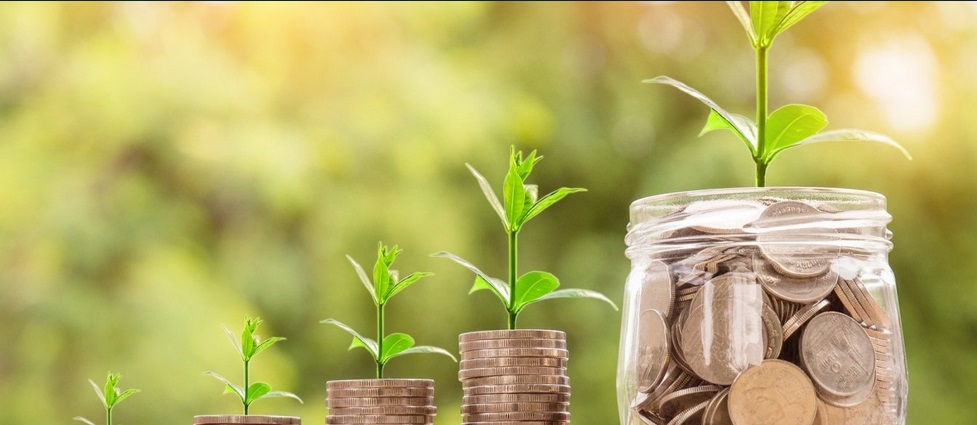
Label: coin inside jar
xmin=800 ymin=312 xmax=876 ymax=403
xmin=728 ymin=359 xmax=817 ymax=425
xmin=637 ymin=309 xmax=670 ymax=392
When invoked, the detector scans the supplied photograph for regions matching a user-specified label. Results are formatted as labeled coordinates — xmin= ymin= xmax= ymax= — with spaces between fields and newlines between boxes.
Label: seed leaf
xmin=775 ymin=1 xmax=828 ymax=35
xmin=700 ymin=110 xmax=759 ymax=156
xmin=432 ymin=251 xmax=510 ymax=307
xmin=205 ymin=371 xmax=245 ymax=402
xmin=386 ymin=272 xmax=433 ymax=301
xmin=380 ymin=333 xmax=416 ymax=363
xmin=245 ymin=382 xmax=272 ymax=405
xmin=395 ymin=345 xmax=458 ymax=362
xmin=727 ymin=1 xmax=757 ymax=45
xmin=763 ymin=104 xmax=828 ymax=161
xmin=772 ymin=129 xmax=913 ymax=162
xmin=466 ymin=163 xmax=508 ymax=231
xmin=264 ymin=391 xmax=304 ymax=403
xmin=521 ymin=187 xmax=586 ymax=225
xmin=645 ymin=76 xmax=757 ymax=153
xmin=513 ymin=271 xmax=560 ymax=313
xmin=73 ymin=417 xmax=96 ymax=425
xmin=528 ymin=288 xmax=619 ymax=311
xmin=346 ymin=255 xmax=377 ymax=304
xmin=320 ymin=318 xmax=379 ymax=360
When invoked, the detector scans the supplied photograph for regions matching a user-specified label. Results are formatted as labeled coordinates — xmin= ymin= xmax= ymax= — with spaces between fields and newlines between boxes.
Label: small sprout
xmin=323 ymin=243 xmax=457 ymax=379
xmin=205 ymin=317 xmax=302 ymax=415
xmin=646 ymin=1 xmax=910 ymax=187
xmin=434 ymin=146 xmax=617 ymax=329
xmin=74 ymin=372 xmax=139 ymax=425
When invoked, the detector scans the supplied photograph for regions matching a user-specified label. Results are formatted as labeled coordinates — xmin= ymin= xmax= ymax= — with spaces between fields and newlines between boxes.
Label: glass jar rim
xmin=630 ymin=186 xmax=886 ymax=212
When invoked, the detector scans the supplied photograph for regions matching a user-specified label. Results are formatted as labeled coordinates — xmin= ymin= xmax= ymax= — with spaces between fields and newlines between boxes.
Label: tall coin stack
xmin=326 ymin=379 xmax=437 ymax=425
xmin=458 ymin=330 xmax=572 ymax=424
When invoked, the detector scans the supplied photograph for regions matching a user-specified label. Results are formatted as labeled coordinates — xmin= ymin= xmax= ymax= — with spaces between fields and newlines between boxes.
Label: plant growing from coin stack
xmin=434 ymin=146 xmax=617 ymax=329
xmin=204 ymin=317 xmax=303 ymax=415
xmin=74 ymin=372 xmax=139 ymax=425
xmin=322 ymin=242 xmax=457 ymax=378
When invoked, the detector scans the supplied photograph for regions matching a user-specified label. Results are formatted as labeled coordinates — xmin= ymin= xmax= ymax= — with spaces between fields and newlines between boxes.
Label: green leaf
xmin=774 ymin=1 xmax=827 ymax=35
xmin=471 ymin=275 xmax=511 ymax=308
xmin=386 ymin=271 xmax=433 ymax=301
xmin=379 ymin=333 xmax=415 ymax=363
xmin=251 ymin=336 xmax=285 ymax=359
xmin=73 ymin=417 xmax=96 ymax=425
xmin=320 ymin=319 xmax=379 ymax=360
xmin=515 ymin=148 xmax=541 ymax=179
xmin=373 ymin=243 xmax=398 ymax=303
xmin=644 ymin=76 xmax=757 ymax=153
xmin=751 ymin=1 xmax=790 ymax=46
xmin=513 ymin=271 xmax=560 ymax=313
xmin=87 ymin=379 xmax=106 ymax=408
xmin=395 ymin=345 xmax=459 ymax=362
xmin=466 ymin=163 xmax=508 ymax=231
xmin=205 ymin=371 xmax=245 ymax=403
xmin=346 ymin=255 xmax=377 ymax=304
xmin=529 ymin=288 xmax=619 ymax=311
xmin=521 ymin=187 xmax=586 ymax=225
xmin=769 ymin=129 xmax=912 ymax=163
xmin=726 ymin=1 xmax=757 ymax=45
xmin=112 ymin=388 xmax=140 ymax=407
xmin=263 ymin=391 xmax=304 ymax=404
xmin=700 ymin=110 xmax=759 ymax=156
xmin=762 ymin=104 xmax=828 ymax=162
xmin=241 ymin=317 xmax=260 ymax=361
xmin=103 ymin=373 xmax=118 ymax=407
xmin=503 ymin=163 xmax=527 ymax=230
xmin=431 ymin=251 xmax=510 ymax=307
xmin=245 ymin=382 xmax=272 ymax=405
xmin=223 ymin=325 xmax=243 ymax=358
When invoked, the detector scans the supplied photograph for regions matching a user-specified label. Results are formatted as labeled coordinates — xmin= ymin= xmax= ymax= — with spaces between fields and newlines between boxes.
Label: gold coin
xmin=821 ymin=393 xmax=884 ymax=424
xmin=459 ymin=329 xmax=565 ymax=342
xmin=728 ymin=360 xmax=817 ymax=425
xmin=800 ymin=312 xmax=875 ymax=401
xmin=193 ymin=416 xmax=300 ymax=425
xmin=460 ymin=338 xmax=567 ymax=352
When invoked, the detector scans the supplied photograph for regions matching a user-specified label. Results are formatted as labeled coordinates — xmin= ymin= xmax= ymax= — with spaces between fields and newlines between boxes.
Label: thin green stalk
xmin=507 ymin=230 xmax=519 ymax=330
xmin=377 ymin=303 xmax=385 ymax=379
xmin=106 ymin=407 xmax=112 ymax=425
xmin=755 ymin=45 xmax=769 ymax=187
xmin=243 ymin=359 xmax=250 ymax=415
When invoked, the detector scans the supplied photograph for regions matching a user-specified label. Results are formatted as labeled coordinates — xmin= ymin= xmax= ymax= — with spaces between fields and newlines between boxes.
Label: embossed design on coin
xmin=800 ymin=312 xmax=876 ymax=402
xmin=754 ymin=256 xmax=839 ymax=303
xmin=637 ymin=309 xmax=670 ymax=392
xmin=728 ymin=360 xmax=817 ymax=425
xmin=681 ymin=271 xmax=764 ymax=385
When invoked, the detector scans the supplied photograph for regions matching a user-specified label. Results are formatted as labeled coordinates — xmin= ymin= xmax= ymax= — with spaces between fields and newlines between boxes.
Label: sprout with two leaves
xmin=646 ymin=1 xmax=910 ymax=187
xmin=74 ymin=372 xmax=140 ymax=425
xmin=205 ymin=317 xmax=303 ymax=415
xmin=434 ymin=146 xmax=618 ymax=330
xmin=322 ymin=243 xmax=457 ymax=378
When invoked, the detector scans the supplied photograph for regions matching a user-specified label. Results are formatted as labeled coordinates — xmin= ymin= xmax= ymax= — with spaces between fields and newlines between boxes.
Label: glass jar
xmin=617 ymin=187 xmax=907 ymax=425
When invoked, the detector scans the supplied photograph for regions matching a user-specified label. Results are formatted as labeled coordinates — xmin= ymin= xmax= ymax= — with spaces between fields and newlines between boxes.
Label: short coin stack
xmin=326 ymin=379 xmax=436 ymax=425
xmin=459 ymin=330 xmax=571 ymax=424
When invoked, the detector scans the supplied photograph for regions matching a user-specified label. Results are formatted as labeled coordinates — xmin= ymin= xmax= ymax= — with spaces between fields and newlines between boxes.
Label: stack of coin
xmin=459 ymin=330 xmax=571 ymax=424
xmin=624 ymin=199 xmax=905 ymax=425
xmin=193 ymin=415 xmax=300 ymax=425
xmin=326 ymin=379 xmax=436 ymax=425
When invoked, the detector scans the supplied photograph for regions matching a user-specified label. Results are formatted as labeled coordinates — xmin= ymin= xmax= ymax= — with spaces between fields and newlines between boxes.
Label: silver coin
xmin=637 ymin=309 xmax=670 ymax=392
xmin=800 ymin=312 xmax=876 ymax=401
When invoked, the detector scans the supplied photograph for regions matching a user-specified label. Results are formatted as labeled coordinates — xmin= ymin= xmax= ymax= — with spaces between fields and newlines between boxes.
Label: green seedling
xmin=205 ymin=317 xmax=302 ymax=415
xmin=74 ymin=372 xmax=139 ymax=425
xmin=322 ymin=243 xmax=457 ymax=379
xmin=646 ymin=1 xmax=910 ymax=187
xmin=434 ymin=146 xmax=617 ymax=329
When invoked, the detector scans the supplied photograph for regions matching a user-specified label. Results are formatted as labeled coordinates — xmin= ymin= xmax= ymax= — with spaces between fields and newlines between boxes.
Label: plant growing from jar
xmin=322 ymin=242 xmax=457 ymax=378
xmin=646 ymin=1 xmax=910 ymax=187
xmin=434 ymin=146 xmax=618 ymax=329
xmin=74 ymin=372 xmax=139 ymax=425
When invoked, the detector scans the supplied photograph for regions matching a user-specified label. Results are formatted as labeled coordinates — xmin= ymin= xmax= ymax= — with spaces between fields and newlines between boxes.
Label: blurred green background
xmin=0 ymin=2 xmax=972 ymax=424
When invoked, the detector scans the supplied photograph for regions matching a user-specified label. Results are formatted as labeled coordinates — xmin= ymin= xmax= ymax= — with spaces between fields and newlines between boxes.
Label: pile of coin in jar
xmin=628 ymin=200 xmax=900 ymax=425
xmin=459 ymin=330 xmax=572 ymax=424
